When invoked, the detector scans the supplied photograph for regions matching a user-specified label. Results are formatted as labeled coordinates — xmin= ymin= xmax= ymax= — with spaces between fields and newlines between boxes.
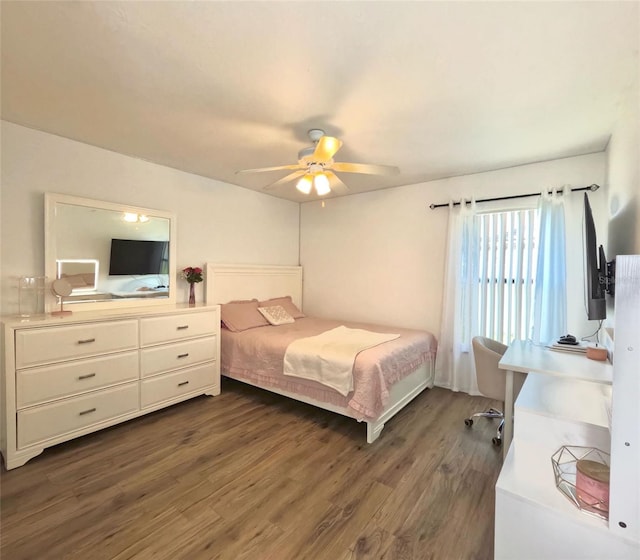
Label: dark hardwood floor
xmin=1 ymin=379 xmax=503 ymax=560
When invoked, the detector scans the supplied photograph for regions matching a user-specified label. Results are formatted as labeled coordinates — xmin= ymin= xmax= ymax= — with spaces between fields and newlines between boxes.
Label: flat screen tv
xmin=109 ymin=239 xmax=169 ymax=276
xmin=583 ymin=193 xmax=614 ymax=320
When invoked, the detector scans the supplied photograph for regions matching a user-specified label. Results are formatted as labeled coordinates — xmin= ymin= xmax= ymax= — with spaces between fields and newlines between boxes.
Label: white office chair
xmin=465 ymin=336 xmax=526 ymax=446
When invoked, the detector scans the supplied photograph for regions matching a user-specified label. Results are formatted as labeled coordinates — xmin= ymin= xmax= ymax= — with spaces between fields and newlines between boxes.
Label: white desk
xmin=495 ymin=256 xmax=640 ymax=557
xmin=498 ymin=340 xmax=613 ymax=457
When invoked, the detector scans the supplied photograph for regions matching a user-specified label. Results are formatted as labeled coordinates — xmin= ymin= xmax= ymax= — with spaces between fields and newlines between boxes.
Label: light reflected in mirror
xmin=45 ymin=193 xmax=175 ymax=311
xmin=57 ymin=259 xmax=99 ymax=293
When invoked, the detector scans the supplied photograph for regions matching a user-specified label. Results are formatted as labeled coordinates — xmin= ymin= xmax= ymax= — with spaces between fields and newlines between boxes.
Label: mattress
xmin=221 ymin=316 xmax=437 ymax=420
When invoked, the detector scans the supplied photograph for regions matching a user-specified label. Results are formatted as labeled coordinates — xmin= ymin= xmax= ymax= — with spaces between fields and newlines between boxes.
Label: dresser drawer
xmin=141 ymin=362 xmax=216 ymax=408
xmin=140 ymin=336 xmax=216 ymax=377
xmin=17 ymin=351 xmax=139 ymax=408
xmin=140 ymin=310 xmax=217 ymax=346
xmin=17 ymin=383 xmax=139 ymax=448
xmin=15 ymin=320 xmax=138 ymax=368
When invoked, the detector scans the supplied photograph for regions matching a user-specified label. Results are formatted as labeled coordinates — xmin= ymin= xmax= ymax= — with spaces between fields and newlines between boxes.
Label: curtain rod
xmin=428 ymin=183 xmax=600 ymax=210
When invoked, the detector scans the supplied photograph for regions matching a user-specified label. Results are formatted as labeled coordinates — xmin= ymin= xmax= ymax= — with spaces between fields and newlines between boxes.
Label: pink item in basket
xmin=576 ymin=459 xmax=610 ymax=515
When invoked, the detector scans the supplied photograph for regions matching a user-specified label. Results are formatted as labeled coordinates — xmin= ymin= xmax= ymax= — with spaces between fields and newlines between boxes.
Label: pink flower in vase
xmin=181 ymin=266 xmax=203 ymax=305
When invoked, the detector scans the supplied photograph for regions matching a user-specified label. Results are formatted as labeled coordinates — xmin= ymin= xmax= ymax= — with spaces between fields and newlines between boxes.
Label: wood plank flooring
xmin=1 ymin=379 xmax=503 ymax=560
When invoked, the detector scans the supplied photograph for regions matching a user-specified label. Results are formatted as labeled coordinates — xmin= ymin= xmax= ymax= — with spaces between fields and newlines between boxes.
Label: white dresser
xmin=1 ymin=304 xmax=220 ymax=469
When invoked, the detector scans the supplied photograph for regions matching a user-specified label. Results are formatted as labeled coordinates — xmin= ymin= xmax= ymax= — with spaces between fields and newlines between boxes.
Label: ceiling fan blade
xmin=263 ymin=170 xmax=306 ymax=191
xmin=237 ymin=164 xmax=302 ymax=174
xmin=326 ymin=171 xmax=349 ymax=194
xmin=313 ymin=136 xmax=343 ymax=162
xmin=331 ymin=162 xmax=399 ymax=175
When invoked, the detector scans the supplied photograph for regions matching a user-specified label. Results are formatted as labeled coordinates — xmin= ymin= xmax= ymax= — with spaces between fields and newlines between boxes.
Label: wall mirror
xmin=45 ymin=193 xmax=176 ymax=312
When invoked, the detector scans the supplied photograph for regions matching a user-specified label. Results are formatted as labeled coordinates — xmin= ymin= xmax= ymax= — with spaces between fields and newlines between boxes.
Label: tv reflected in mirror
xmin=109 ymin=239 xmax=169 ymax=276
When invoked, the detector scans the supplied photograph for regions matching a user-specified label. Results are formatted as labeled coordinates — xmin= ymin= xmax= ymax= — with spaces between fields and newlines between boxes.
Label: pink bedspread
xmin=220 ymin=317 xmax=437 ymax=421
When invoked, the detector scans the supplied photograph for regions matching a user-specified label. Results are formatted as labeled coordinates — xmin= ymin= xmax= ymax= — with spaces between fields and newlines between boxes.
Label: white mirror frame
xmin=44 ymin=193 xmax=177 ymax=312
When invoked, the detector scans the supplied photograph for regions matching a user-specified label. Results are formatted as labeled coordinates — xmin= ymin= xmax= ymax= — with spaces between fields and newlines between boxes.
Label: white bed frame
xmin=205 ymin=263 xmax=434 ymax=443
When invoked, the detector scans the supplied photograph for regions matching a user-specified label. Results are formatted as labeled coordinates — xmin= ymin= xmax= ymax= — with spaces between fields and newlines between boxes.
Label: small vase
xmin=188 ymin=283 xmax=196 ymax=306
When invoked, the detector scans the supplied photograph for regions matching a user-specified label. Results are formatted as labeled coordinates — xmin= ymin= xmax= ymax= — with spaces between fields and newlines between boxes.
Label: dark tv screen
xmin=583 ymin=194 xmax=606 ymax=320
xmin=109 ymin=239 xmax=168 ymax=276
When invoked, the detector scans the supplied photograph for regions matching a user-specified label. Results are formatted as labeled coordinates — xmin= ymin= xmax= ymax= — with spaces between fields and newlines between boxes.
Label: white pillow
xmin=258 ymin=305 xmax=295 ymax=325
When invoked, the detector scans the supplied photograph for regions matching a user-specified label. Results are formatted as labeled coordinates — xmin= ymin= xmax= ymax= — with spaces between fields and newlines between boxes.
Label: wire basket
xmin=551 ymin=445 xmax=610 ymax=520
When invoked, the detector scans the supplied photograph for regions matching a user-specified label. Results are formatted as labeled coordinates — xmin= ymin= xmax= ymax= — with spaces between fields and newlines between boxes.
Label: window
xmin=476 ymin=209 xmax=540 ymax=344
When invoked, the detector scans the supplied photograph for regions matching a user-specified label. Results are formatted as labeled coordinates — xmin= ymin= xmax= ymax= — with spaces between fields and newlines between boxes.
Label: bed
xmin=205 ymin=263 xmax=437 ymax=442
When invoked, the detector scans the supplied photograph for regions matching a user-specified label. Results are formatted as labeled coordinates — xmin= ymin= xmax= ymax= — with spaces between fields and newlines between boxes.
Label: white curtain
xmin=435 ymin=199 xmax=481 ymax=395
xmin=531 ymin=188 xmax=568 ymax=344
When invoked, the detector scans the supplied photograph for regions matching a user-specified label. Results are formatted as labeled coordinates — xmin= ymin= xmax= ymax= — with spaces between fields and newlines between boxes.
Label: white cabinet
xmin=494 ymin=375 xmax=634 ymax=559
xmin=138 ymin=309 xmax=219 ymax=407
xmin=495 ymin=255 xmax=640 ymax=558
xmin=1 ymin=304 xmax=220 ymax=469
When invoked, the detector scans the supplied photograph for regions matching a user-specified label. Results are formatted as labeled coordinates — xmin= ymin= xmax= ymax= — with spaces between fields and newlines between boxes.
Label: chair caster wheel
xmin=464 ymin=418 xmax=473 ymax=427
xmin=492 ymin=437 xmax=502 ymax=446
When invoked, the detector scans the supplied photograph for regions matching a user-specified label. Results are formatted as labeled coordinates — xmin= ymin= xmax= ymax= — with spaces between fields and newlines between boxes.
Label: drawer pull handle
xmin=79 ymin=408 xmax=97 ymax=416
xmin=178 ymin=381 xmax=190 ymax=387
xmin=78 ymin=338 xmax=96 ymax=344
xmin=177 ymin=353 xmax=189 ymax=359
xmin=78 ymin=373 xmax=96 ymax=380
xmin=177 ymin=325 xmax=189 ymax=330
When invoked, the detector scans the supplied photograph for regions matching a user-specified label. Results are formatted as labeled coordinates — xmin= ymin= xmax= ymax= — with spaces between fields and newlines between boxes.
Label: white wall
xmin=606 ymin=79 xmax=640 ymax=257
xmin=604 ymin=74 xmax=640 ymax=329
xmin=1 ymin=120 xmax=617 ymax=341
xmin=300 ymin=153 xmax=607 ymax=339
xmin=0 ymin=121 xmax=300 ymax=315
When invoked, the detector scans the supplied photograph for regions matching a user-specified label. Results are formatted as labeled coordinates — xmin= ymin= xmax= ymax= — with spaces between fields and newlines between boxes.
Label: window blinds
xmin=476 ymin=209 xmax=539 ymax=344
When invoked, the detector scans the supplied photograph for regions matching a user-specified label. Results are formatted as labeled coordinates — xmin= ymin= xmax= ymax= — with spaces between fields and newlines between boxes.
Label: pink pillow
xmin=220 ymin=299 xmax=269 ymax=332
xmin=258 ymin=296 xmax=305 ymax=319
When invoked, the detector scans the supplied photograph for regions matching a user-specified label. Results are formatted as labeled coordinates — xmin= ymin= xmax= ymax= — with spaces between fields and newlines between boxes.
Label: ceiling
xmin=1 ymin=1 xmax=638 ymax=203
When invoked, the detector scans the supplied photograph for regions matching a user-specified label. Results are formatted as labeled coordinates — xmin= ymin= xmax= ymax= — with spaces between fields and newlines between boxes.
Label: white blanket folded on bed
xmin=283 ymin=326 xmax=400 ymax=396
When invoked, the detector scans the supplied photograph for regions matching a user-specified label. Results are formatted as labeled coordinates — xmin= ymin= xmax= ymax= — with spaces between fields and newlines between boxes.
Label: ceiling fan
xmin=237 ymin=129 xmax=399 ymax=196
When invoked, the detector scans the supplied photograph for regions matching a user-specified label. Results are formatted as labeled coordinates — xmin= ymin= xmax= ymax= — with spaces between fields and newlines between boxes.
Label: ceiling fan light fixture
xmin=123 ymin=212 xmax=149 ymax=223
xmin=296 ymin=174 xmax=313 ymax=194
xmin=240 ymin=129 xmax=395 ymax=195
xmin=314 ymin=173 xmax=331 ymax=196
xmin=320 ymin=136 xmax=340 ymax=152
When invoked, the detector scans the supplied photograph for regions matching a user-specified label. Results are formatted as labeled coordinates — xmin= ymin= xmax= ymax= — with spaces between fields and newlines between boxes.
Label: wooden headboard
xmin=205 ymin=263 xmax=303 ymax=308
